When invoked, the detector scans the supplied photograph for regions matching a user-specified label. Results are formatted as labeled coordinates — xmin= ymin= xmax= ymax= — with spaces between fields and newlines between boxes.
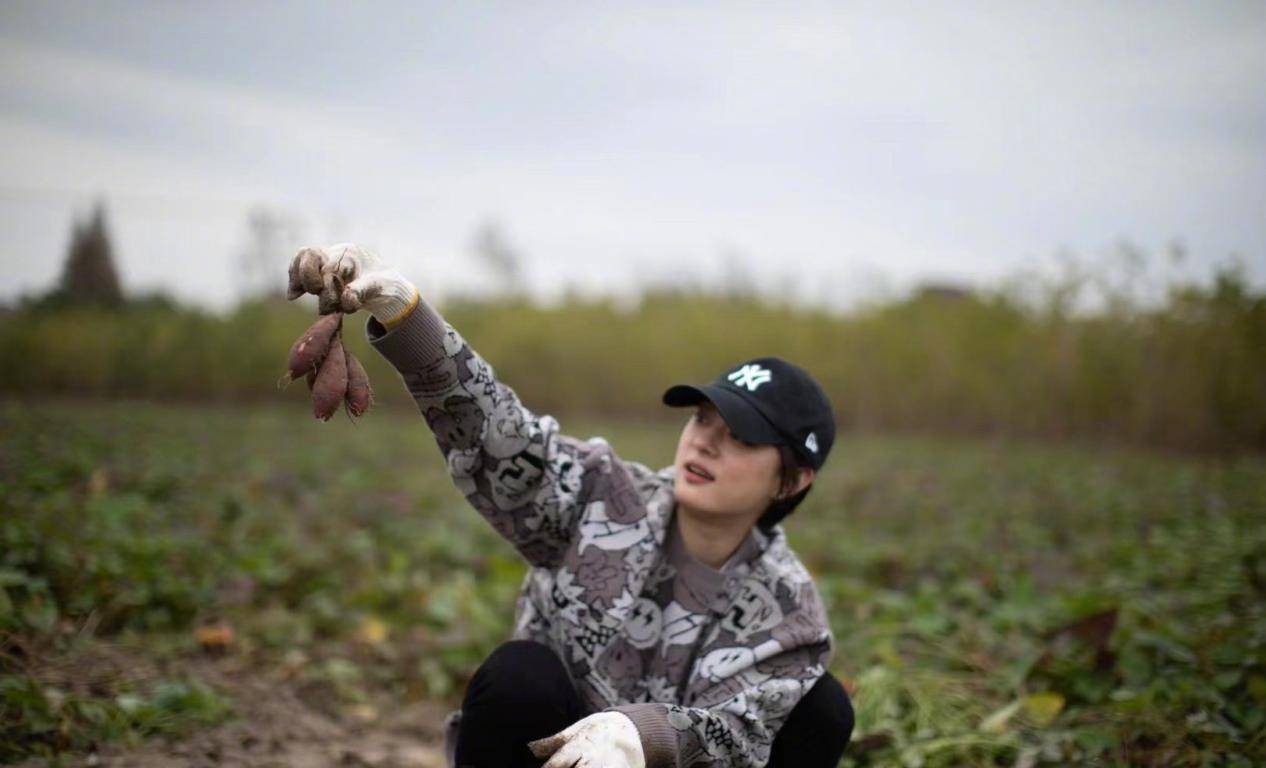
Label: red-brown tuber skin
xmin=283 ymin=312 xmax=343 ymax=385
xmin=311 ymin=336 xmax=349 ymax=421
xmin=343 ymin=350 xmax=373 ymax=417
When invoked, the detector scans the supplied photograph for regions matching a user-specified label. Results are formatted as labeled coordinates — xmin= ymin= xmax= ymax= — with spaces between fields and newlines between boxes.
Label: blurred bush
xmin=0 ymin=262 xmax=1262 ymax=452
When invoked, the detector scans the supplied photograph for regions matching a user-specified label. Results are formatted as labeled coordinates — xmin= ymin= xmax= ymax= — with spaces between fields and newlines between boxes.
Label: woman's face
xmin=672 ymin=400 xmax=783 ymax=522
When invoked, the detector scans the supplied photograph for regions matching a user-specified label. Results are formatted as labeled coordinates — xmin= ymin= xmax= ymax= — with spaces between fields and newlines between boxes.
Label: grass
xmin=2 ymin=398 xmax=1264 ymax=765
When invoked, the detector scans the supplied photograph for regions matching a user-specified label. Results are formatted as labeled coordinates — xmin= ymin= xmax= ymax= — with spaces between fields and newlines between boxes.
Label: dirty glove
xmin=527 ymin=711 xmax=646 ymax=768
xmin=286 ymin=243 xmax=419 ymax=327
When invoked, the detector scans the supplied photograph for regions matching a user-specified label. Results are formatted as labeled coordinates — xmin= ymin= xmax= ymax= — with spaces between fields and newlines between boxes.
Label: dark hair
xmin=757 ymin=444 xmax=812 ymax=532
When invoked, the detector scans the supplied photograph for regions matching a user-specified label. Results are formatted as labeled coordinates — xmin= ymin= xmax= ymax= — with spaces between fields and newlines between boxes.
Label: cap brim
xmin=662 ymin=384 xmax=784 ymax=445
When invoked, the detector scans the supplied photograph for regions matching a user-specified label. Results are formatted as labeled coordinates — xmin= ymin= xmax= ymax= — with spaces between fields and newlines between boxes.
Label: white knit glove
xmin=286 ymin=243 xmax=419 ymax=326
xmin=527 ymin=712 xmax=647 ymax=768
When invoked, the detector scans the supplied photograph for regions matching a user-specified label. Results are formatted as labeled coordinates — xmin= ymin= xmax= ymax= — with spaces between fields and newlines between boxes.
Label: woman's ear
xmin=776 ymin=467 xmax=815 ymax=499
xmin=792 ymin=467 xmax=815 ymax=496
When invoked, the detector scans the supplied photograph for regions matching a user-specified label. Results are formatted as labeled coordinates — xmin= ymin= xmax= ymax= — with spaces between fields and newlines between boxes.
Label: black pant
xmin=455 ymin=640 xmax=854 ymax=768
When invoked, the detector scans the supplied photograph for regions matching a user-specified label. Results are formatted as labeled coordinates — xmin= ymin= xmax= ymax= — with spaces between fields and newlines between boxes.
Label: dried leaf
xmin=194 ymin=622 xmax=235 ymax=654
xmin=1046 ymin=608 xmax=1117 ymax=652
xmin=356 ymin=617 xmax=388 ymax=646
xmin=1022 ymin=692 xmax=1065 ymax=726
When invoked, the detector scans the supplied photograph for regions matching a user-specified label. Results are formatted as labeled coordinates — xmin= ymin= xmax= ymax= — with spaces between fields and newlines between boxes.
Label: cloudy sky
xmin=1 ymin=1 xmax=1263 ymax=311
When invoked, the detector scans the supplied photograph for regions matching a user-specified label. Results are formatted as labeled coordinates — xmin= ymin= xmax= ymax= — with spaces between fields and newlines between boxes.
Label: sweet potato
xmin=279 ymin=312 xmax=342 ymax=387
xmin=311 ymin=336 xmax=348 ymax=421
xmin=280 ymin=309 xmax=375 ymax=420
xmin=344 ymin=349 xmax=374 ymax=417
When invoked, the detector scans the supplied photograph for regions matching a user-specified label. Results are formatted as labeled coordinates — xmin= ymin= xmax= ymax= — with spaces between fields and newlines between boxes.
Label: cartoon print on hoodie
xmin=424 ymin=396 xmax=483 ymax=451
xmin=722 ymin=580 xmax=784 ymax=643
xmin=486 ymin=397 xmax=532 ymax=458
xmin=624 ymin=597 xmax=663 ymax=650
xmin=574 ymin=545 xmax=628 ymax=610
xmin=366 ymin=302 xmax=834 ymax=768
xmin=487 ymin=452 xmax=546 ymax=511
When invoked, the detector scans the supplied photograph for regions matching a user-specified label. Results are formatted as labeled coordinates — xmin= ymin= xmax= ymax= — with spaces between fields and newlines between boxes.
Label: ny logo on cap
xmin=728 ymin=363 xmax=773 ymax=392
xmin=805 ymin=433 xmax=819 ymax=454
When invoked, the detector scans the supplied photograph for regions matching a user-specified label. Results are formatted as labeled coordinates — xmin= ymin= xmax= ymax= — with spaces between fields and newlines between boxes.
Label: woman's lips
xmin=684 ymin=462 xmax=715 ymax=484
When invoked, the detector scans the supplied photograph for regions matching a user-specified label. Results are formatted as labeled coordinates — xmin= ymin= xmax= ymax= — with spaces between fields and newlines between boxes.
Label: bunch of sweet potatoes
xmin=278 ymin=312 xmax=373 ymax=421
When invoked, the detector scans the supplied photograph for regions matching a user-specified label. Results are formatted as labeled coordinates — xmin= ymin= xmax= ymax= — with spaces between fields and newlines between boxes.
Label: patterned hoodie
xmin=365 ymin=300 xmax=834 ymax=768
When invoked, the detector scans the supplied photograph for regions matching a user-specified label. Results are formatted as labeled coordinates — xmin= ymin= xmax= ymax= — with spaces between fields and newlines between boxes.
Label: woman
xmin=287 ymin=244 xmax=854 ymax=768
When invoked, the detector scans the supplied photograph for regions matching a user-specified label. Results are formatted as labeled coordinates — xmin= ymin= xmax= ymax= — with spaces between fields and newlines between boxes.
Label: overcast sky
xmin=1 ymin=1 xmax=1263 ymax=311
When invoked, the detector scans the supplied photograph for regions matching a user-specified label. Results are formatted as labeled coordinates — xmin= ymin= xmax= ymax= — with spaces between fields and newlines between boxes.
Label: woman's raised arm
xmin=288 ymin=244 xmax=609 ymax=570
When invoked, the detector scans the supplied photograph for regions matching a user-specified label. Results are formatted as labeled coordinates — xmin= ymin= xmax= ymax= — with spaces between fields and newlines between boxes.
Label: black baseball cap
xmin=662 ymin=357 xmax=836 ymax=470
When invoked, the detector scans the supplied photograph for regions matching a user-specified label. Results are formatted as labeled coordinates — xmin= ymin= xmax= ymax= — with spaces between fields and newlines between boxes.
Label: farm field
xmin=2 ymin=398 xmax=1264 ymax=766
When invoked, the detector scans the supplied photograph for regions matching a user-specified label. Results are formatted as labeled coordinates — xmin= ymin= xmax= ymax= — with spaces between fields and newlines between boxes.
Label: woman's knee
xmin=771 ymin=672 xmax=855 ymax=764
xmin=463 ymin=640 xmax=572 ymax=709
xmin=473 ymin=640 xmax=563 ymax=677
xmin=806 ymin=673 xmax=854 ymax=750
xmin=826 ymin=674 xmax=855 ymax=744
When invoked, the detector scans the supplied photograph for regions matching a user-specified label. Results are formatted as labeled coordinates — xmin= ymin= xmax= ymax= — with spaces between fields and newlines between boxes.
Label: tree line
xmin=3 ymin=203 xmax=1262 ymax=453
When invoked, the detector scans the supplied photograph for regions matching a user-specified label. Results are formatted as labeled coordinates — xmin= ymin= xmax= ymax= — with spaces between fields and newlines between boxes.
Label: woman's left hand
xmin=527 ymin=711 xmax=647 ymax=768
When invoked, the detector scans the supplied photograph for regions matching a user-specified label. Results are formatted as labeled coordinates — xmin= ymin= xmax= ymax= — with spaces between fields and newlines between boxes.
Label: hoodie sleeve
xmin=365 ymin=300 xmax=601 ymax=570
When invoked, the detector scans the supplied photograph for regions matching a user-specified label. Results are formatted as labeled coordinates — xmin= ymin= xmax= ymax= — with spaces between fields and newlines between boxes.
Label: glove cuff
xmin=369 ymin=279 xmax=420 ymax=329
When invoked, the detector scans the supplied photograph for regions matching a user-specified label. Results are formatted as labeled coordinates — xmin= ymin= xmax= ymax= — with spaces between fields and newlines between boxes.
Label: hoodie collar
xmin=666 ymin=509 xmax=767 ymax=612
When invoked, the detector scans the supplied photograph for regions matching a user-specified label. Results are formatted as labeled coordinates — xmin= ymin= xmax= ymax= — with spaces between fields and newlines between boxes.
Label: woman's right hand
xmin=287 ymin=243 xmax=419 ymax=326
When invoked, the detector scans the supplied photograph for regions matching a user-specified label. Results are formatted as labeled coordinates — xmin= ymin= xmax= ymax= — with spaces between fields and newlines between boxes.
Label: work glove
xmin=286 ymin=243 xmax=419 ymax=327
xmin=527 ymin=712 xmax=647 ymax=768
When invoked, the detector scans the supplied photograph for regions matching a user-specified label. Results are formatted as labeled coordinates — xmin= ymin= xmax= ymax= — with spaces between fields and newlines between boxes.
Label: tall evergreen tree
xmin=57 ymin=202 xmax=123 ymax=307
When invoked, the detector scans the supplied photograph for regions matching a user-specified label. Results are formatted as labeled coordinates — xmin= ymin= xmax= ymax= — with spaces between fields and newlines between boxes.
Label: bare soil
xmin=16 ymin=649 xmax=451 ymax=768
